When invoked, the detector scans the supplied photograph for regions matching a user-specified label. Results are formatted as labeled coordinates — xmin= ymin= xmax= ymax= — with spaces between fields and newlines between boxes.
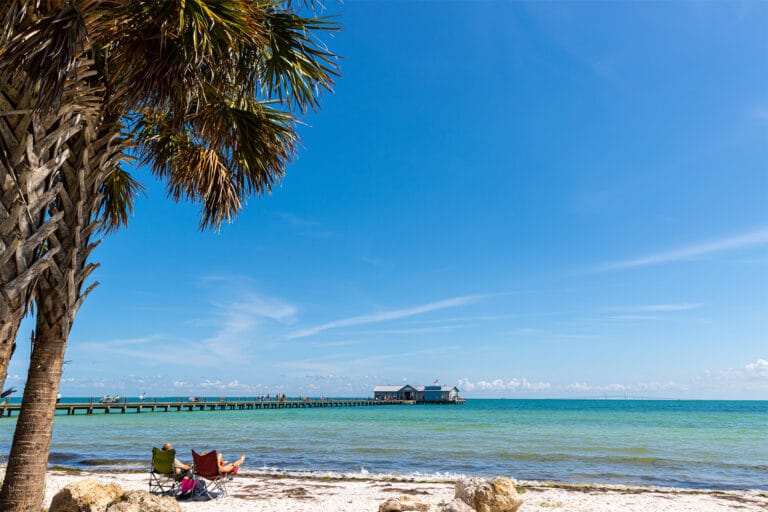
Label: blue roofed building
xmin=373 ymin=384 xmax=463 ymax=403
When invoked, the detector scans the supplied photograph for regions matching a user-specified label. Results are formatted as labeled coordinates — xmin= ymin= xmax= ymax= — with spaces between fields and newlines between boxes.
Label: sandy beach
xmin=39 ymin=469 xmax=768 ymax=512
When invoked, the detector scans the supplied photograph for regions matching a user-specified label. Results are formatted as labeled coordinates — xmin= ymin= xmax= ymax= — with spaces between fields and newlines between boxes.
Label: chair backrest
xmin=152 ymin=447 xmax=176 ymax=475
xmin=191 ymin=450 xmax=221 ymax=479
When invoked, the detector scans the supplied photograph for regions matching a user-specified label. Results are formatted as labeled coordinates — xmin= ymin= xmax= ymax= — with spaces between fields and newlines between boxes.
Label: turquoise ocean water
xmin=1 ymin=399 xmax=766 ymax=490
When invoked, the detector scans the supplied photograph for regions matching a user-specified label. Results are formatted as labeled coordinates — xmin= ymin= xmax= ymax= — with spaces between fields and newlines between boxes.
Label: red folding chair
xmin=191 ymin=450 xmax=230 ymax=498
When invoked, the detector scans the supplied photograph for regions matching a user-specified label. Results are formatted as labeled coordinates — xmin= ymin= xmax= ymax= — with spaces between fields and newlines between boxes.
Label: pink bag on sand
xmin=180 ymin=478 xmax=196 ymax=494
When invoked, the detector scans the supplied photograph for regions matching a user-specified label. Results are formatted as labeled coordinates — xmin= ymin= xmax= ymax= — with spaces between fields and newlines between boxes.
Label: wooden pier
xmin=0 ymin=398 xmax=416 ymax=417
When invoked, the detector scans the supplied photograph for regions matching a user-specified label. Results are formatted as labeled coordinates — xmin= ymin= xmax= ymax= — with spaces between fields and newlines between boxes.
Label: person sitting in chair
xmin=162 ymin=442 xmax=190 ymax=475
xmin=216 ymin=452 xmax=245 ymax=475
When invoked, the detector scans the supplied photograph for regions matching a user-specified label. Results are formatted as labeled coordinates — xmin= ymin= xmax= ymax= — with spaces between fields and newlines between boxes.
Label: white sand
xmin=41 ymin=469 xmax=768 ymax=512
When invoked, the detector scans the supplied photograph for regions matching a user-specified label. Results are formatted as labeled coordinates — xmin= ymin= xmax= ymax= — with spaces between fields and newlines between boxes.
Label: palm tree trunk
xmin=0 ymin=137 xmax=94 ymax=511
xmin=0 ymin=312 xmax=67 ymax=512
xmin=0 ymin=113 xmax=125 ymax=511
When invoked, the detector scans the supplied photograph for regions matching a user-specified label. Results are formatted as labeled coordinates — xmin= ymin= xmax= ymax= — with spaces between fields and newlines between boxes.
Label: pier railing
xmin=0 ymin=397 xmax=417 ymax=417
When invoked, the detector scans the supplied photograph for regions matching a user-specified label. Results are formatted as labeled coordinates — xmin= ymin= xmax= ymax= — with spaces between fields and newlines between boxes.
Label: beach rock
xmin=49 ymin=479 xmax=123 ymax=512
xmin=379 ymin=495 xmax=431 ymax=512
xmin=106 ymin=491 xmax=182 ymax=512
xmin=441 ymin=498 xmax=477 ymax=512
xmin=455 ymin=477 xmax=523 ymax=512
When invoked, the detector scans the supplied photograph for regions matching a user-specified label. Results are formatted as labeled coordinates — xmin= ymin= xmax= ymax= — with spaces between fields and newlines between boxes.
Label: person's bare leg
xmin=220 ymin=454 xmax=245 ymax=473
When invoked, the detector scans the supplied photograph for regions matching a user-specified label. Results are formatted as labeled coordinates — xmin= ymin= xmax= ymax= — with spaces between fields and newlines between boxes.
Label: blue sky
xmin=9 ymin=1 xmax=768 ymax=399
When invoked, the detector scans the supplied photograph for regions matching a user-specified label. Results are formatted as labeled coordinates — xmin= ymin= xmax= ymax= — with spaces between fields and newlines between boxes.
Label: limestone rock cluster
xmin=49 ymin=479 xmax=181 ymax=512
xmin=379 ymin=495 xmax=432 ymax=511
xmin=452 ymin=476 xmax=523 ymax=512
xmin=378 ymin=476 xmax=523 ymax=512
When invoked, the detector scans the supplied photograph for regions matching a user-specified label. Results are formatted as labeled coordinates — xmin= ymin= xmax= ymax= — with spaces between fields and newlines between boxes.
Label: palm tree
xmin=0 ymin=68 xmax=65 ymax=396
xmin=0 ymin=2 xmax=104 ymax=397
xmin=0 ymin=1 xmax=337 ymax=510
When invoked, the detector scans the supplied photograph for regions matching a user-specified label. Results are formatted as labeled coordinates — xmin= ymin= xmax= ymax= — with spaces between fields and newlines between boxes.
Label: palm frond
xmin=136 ymin=90 xmax=296 ymax=229
xmin=97 ymin=166 xmax=145 ymax=233
xmin=0 ymin=4 xmax=90 ymax=113
xmin=259 ymin=9 xmax=339 ymax=112
xmin=177 ymin=146 xmax=242 ymax=228
xmin=1 ymin=0 xmax=37 ymax=46
xmin=193 ymin=92 xmax=296 ymax=191
xmin=94 ymin=0 xmax=264 ymax=118
xmin=137 ymin=124 xmax=241 ymax=228
xmin=92 ymin=0 xmax=338 ymax=230
xmin=179 ymin=0 xmax=254 ymax=39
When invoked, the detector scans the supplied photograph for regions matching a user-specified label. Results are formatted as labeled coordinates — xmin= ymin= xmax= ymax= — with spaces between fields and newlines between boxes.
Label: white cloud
xmin=745 ymin=358 xmax=768 ymax=378
xmin=458 ymin=377 xmax=551 ymax=393
xmin=566 ymin=382 xmax=627 ymax=392
xmin=716 ymin=358 xmax=768 ymax=382
xmin=287 ymin=295 xmax=485 ymax=339
xmin=565 ymin=381 xmax=682 ymax=394
xmin=566 ymin=382 xmax=590 ymax=392
xmin=602 ymin=226 xmax=768 ymax=270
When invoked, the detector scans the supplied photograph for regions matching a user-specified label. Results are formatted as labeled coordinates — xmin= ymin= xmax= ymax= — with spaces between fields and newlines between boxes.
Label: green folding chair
xmin=149 ymin=447 xmax=185 ymax=495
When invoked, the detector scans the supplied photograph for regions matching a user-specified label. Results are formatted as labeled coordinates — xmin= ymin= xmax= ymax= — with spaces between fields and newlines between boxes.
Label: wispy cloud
xmin=340 ymin=325 xmax=469 ymax=336
xmin=508 ymin=327 xmax=543 ymax=336
xmin=74 ymin=342 xmax=214 ymax=367
xmin=76 ymin=291 xmax=297 ymax=366
xmin=277 ymin=345 xmax=464 ymax=375
xmin=606 ymin=315 xmax=659 ymax=321
xmin=609 ymin=303 xmax=702 ymax=312
xmin=276 ymin=212 xmax=335 ymax=239
xmin=80 ymin=336 xmax=160 ymax=348
xmin=276 ymin=212 xmax=321 ymax=228
xmin=506 ymin=327 xmax=600 ymax=340
xmin=601 ymin=227 xmax=768 ymax=270
xmin=753 ymin=106 xmax=768 ymax=120
xmin=411 ymin=314 xmax=516 ymax=326
xmin=286 ymin=295 xmax=485 ymax=339
xmin=200 ymin=294 xmax=296 ymax=360
xmin=213 ymin=294 xmax=297 ymax=323
xmin=309 ymin=340 xmax=362 ymax=348
xmin=275 ymin=360 xmax=347 ymax=374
